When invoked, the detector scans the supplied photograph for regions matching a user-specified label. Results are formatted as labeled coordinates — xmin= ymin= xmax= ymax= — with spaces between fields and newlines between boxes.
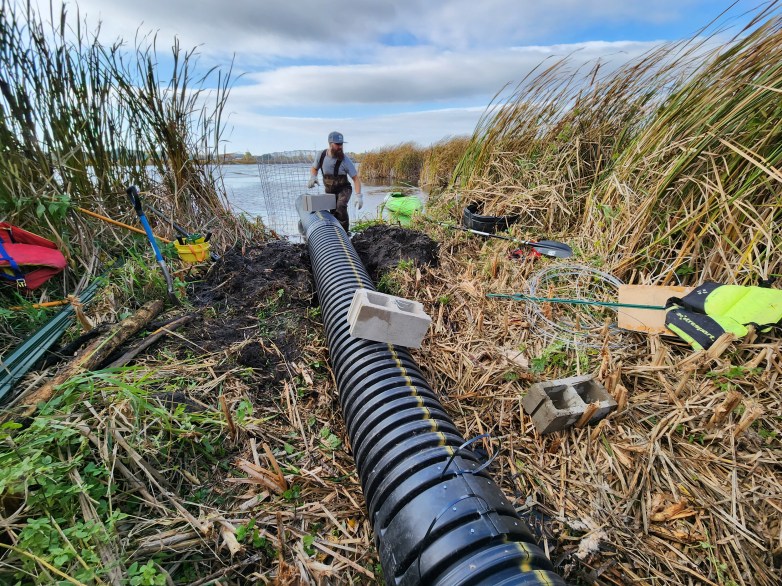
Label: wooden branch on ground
xmin=15 ymin=299 xmax=164 ymax=418
xmin=39 ymin=323 xmax=111 ymax=369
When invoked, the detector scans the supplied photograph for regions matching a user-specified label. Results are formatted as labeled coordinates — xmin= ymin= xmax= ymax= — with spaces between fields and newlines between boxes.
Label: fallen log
xmin=39 ymin=323 xmax=111 ymax=369
xmin=14 ymin=299 xmax=164 ymax=418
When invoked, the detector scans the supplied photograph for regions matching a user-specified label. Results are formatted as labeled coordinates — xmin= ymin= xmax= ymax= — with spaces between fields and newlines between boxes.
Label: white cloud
xmin=229 ymin=40 xmax=659 ymax=108
xmin=43 ymin=0 xmax=715 ymax=59
xmin=223 ymin=107 xmax=486 ymax=155
xmin=14 ymin=0 xmax=754 ymax=156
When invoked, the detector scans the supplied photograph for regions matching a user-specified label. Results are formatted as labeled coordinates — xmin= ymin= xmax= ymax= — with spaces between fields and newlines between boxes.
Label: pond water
xmin=219 ymin=164 xmax=427 ymax=239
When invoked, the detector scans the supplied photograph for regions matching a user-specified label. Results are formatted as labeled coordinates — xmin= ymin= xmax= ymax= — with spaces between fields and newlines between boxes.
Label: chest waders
xmin=317 ymin=149 xmax=350 ymax=194
xmin=317 ymin=149 xmax=352 ymax=231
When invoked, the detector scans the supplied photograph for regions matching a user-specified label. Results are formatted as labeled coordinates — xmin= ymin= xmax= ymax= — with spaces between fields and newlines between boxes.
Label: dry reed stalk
xmin=708 ymin=390 xmax=742 ymax=428
xmin=733 ymin=401 xmax=764 ymax=438
xmin=231 ymin=459 xmax=287 ymax=495
xmin=220 ymin=394 xmax=237 ymax=441
xmin=399 ymin=216 xmax=782 ymax=583
xmin=217 ymin=520 xmax=244 ymax=557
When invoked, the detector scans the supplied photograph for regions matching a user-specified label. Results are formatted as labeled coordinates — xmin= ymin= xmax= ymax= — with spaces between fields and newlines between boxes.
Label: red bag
xmin=0 ymin=222 xmax=67 ymax=290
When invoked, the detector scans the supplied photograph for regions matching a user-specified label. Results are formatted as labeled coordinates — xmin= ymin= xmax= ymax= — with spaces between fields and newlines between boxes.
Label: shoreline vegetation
xmin=1 ymin=1 xmax=781 ymax=585
xmin=0 ymin=0 xmax=261 ymax=301
xmin=358 ymin=137 xmax=471 ymax=192
xmin=218 ymin=138 xmax=469 ymax=196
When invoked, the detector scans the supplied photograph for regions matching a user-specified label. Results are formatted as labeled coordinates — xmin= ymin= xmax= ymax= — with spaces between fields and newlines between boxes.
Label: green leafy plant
xmin=235 ymin=519 xmax=257 ymax=543
xmin=235 ymin=399 xmax=254 ymax=424
xmin=127 ymin=561 xmax=167 ymax=586
xmin=319 ymin=426 xmax=342 ymax=451
xmin=283 ymin=484 xmax=301 ymax=502
xmin=350 ymin=218 xmax=386 ymax=233
xmin=377 ymin=272 xmax=402 ymax=296
xmin=530 ymin=341 xmax=568 ymax=374
xmin=0 ymin=369 xmax=231 ymax=584
xmin=302 ymin=534 xmax=316 ymax=556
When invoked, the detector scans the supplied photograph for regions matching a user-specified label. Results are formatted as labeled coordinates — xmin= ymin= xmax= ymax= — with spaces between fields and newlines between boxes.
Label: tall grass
xmin=420 ymin=136 xmax=471 ymax=192
xmin=442 ymin=3 xmax=782 ymax=285
xmin=360 ymin=141 xmax=422 ymax=184
xmin=360 ymin=137 xmax=469 ymax=192
xmin=413 ymin=6 xmax=782 ymax=583
xmin=0 ymin=1 xmax=244 ymax=294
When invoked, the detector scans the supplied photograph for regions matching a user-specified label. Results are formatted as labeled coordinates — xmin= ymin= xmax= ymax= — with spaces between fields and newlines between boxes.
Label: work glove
xmin=307 ymin=176 xmax=318 ymax=189
xmin=354 ymin=192 xmax=363 ymax=210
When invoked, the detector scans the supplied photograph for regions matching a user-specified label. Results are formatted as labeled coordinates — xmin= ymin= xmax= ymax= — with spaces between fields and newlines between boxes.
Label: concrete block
xmin=522 ymin=374 xmax=617 ymax=434
xmin=567 ymin=375 xmax=617 ymax=425
xmin=347 ymin=289 xmax=432 ymax=348
xmin=522 ymin=382 xmax=584 ymax=434
xmin=299 ymin=193 xmax=336 ymax=212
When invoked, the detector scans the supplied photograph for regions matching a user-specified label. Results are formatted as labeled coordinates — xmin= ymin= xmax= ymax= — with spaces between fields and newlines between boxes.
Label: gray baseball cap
xmin=328 ymin=131 xmax=346 ymax=144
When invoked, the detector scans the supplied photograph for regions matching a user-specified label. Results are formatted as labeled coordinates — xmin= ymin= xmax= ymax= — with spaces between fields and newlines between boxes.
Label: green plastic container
xmin=383 ymin=192 xmax=423 ymax=226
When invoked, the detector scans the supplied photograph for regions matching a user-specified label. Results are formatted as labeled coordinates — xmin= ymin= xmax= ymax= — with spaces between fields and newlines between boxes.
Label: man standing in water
xmin=308 ymin=131 xmax=362 ymax=232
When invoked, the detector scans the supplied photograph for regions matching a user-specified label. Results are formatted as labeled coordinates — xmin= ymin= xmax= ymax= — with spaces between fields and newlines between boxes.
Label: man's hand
xmin=307 ymin=176 xmax=318 ymax=189
xmin=354 ymin=193 xmax=363 ymax=210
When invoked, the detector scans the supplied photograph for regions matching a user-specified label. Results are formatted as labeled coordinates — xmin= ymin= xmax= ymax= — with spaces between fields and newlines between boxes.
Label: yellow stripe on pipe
xmin=335 ymin=224 xmax=366 ymax=287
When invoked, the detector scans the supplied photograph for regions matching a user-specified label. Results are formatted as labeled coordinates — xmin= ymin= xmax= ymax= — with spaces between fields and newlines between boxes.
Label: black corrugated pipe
xmin=299 ymin=206 xmax=567 ymax=586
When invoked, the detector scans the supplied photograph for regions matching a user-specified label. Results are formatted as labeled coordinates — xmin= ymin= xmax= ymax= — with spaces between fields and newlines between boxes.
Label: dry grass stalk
xmin=707 ymin=390 xmax=742 ymax=428
xmin=218 ymin=520 xmax=244 ymax=557
xmin=220 ymin=394 xmax=237 ymax=440
xmin=394 ymin=218 xmax=782 ymax=583
xmin=231 ymin=460 xmax=287 ymax=494
xmin=262 ymin=442 xmax=288 ymax=491
xmin=574 ymin=403 xmax=599 ymax=428
xmin=733 ymin=401 xmax=764 ymax=438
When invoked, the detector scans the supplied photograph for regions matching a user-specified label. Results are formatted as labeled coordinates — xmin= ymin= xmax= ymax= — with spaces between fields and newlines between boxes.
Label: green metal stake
xmin=486 ymin=293 xmax=666 ymax=311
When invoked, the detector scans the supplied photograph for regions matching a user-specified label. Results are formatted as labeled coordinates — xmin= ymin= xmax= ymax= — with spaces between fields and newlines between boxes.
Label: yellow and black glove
xmin=665 ymin=281 xmax=782 ymax=350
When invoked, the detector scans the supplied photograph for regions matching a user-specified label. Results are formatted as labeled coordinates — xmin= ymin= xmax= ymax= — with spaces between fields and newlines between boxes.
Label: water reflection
xmin=219 ymin=164 xmax=426 ymax=239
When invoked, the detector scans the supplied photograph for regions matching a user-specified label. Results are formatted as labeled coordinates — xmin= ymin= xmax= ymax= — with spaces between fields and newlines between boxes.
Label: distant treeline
xmin=229 ymin=139 xmax=470 ymax=190
xmin=224 ymin=150 xmax=362 ymax=165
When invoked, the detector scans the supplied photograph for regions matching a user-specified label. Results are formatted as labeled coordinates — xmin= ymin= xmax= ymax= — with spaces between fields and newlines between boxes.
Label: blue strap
xmin=0 ymin=239 xmax=26 ymax=287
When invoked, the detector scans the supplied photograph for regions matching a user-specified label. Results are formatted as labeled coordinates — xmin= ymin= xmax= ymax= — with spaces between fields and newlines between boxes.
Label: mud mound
xmin=193 ymin=240 xmax=314 ymax=310
xmin=352 ymin=225 xmax=439 ymax=282
xmin=184 ymin=241 xmax=316 ymax=358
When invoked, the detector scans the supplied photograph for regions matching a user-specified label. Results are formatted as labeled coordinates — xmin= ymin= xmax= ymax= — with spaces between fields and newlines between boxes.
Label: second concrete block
xmin=522 ymin=374 xmax=617 ymax=434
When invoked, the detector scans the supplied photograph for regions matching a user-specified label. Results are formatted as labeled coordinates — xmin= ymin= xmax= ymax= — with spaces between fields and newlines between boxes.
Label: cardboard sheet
xmin=617 ymin=284 xmax=694 ymax=334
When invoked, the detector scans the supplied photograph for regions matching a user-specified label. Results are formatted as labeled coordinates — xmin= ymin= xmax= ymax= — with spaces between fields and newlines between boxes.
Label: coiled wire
xmin=525 ymin=263 xmax=626 ymax=349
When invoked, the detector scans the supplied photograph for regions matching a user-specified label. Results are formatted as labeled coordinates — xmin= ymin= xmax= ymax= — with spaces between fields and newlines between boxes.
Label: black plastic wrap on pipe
xmin=300 ymin=208 xmax=567 ymax=586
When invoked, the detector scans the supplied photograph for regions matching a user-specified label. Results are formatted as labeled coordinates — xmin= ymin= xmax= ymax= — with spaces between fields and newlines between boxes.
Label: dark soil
xmin=41 ymin=226 xmax=439 ymax=377
xmin=192 ymin=240 xmax=314 ymax=315
xmin=122 ymin=227 xmax=438 ymax=400
xmin=351 ymin=224 xmax=439 ymax=282
xmin=164 ymin=240 xmax=319 ymax=397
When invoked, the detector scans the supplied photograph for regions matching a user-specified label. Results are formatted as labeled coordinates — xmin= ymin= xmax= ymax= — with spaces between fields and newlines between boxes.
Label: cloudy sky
xmin=35 ymin=1 xmax=760 ymax=155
